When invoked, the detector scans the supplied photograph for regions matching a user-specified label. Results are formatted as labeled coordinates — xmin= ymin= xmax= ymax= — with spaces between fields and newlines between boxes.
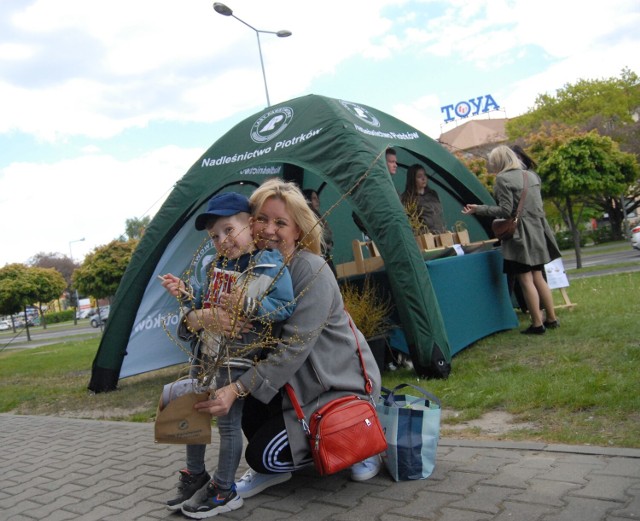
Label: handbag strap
xmin=284 ymin=384 xmax=310 ymax=435
xmin=381 ymin=383 xmax=441 ymax=408
xmin=346 ymin=313 xmax=375 ymax=395
xmin=514 ymin=170 xmax=529 ymax=220
xmin=284 ymin=311 xmax=374 ymax=435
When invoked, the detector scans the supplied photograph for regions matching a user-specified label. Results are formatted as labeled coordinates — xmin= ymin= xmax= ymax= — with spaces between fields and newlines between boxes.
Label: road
xmin=563 ymin=245 xmax=640 ymax=279
xmin=563 ymin=246 xmax=639 ymax=270
xmin=0 ymin=321 xmax=101 ymax=350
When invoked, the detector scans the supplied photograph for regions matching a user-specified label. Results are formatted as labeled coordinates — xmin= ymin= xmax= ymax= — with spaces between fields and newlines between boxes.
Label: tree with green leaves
xmin=454 ymin=151 xmax=495 ymax=192
xmin=73 ymin=239 xmax=138 ymax=300
xmin=29 ymin=252 xmax=78 ymax=313
xmin=0 ymin=264 xmax=29 ymax=335
xmin=26 ymin=267 xmax=67 ymax=328
xmin=508 ymin=69 xmax=640 ymax=241
xmin=507 ymin=68 xmax=640 ymax=146
xmin=529 ymin=130 xmax=639 ymax=268
xmin=125 ymin=216 xmax=151 ymax=240
xmin=0 ymin=263 xmax=66 ymax=337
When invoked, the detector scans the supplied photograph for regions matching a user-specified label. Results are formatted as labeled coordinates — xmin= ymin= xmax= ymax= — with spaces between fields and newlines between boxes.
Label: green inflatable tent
xmin=89 ymin=94 xmax=495 ymax=393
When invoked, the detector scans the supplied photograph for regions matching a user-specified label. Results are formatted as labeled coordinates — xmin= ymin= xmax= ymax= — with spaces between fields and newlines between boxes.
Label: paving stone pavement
xmin=1 ymin=414 xmax=639 ymax=521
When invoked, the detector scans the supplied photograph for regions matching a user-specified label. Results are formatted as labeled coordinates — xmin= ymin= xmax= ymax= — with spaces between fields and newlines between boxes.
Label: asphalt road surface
xmin=563 ymin=246 xmax=640 ymax=279
xmin=0 ymin=321 xmax=101 ymax=350
xmin=563 ymin=246 xmax=639 ymax=270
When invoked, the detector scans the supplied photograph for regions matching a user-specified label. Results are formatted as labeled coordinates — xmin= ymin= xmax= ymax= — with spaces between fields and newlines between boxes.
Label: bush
xmin=590 ymin=226 xmax=617 ymax=245
xmin=43 ymin=310 xmax=75 ymax=324
xmin=340 ymin=278 xmax=393 ymax=338
xmin=555 ymin=230 xmax=586 ymax=250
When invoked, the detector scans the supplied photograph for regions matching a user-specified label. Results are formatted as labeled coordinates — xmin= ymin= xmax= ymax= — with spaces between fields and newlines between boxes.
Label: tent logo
xmin=190 ymin=239 xmax=216 ymax=292
xmin=250 ymin=107 xmax=294 ymax=143
xmin=340 ymin=100 xmax=380 ymax=127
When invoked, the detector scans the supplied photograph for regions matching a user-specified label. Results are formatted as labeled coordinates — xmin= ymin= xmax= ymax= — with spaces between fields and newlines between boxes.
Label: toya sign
xmin=441 ymin=95 xmax=500 ymax=123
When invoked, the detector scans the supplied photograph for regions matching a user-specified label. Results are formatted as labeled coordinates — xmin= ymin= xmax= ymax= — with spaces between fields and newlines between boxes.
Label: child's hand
xmin=212 ymin=307 xmax=254 ymax=338
xmin=158 ymin=274 xmax=188 ymax=298
xmin=219 ymin=287 xmax=245 ymax=314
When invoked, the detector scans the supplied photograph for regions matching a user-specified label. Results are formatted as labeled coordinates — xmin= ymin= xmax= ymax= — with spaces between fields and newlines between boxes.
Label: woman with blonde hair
xmin=462 ymin=145 xmax=561 ymax=335
xmin=187 ymin=177 xmax=382 ymax=515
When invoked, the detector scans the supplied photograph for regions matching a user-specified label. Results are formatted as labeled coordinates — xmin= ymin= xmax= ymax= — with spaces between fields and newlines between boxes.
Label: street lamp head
xmin=213 ymin=2 xmax=233 ymax=16
xmin=212 ymin=2 xmax=291 ymax=107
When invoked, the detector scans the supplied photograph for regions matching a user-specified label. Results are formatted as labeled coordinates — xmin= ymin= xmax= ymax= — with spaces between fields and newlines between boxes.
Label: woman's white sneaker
xmin=350 ymin=455 xmax=382 ymax=481
xmin=235 ymin=468 xmax=292 ymax=498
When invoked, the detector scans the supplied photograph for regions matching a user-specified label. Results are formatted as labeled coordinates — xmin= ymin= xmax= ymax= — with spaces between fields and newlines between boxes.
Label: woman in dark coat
xmin=462 ymin=145 xmax=561 ymax=335
xmin=400 ymin=163 xmax=446 ymax=233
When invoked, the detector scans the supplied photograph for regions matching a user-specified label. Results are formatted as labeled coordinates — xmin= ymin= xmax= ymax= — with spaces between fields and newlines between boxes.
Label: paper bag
xmin=438 ymin=232 xmax=455 ymax=247
xmin=154 ymin=390 xmax=212 ymax=445
xmin=415 ymin=233 xmax=436 ymax=250
xmin=454 ymin=229 xmax=470 ymax=245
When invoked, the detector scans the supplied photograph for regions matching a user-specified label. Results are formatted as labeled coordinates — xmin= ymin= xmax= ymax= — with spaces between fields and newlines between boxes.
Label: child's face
xmin=207 ymin=213 xmax=254 ymax=259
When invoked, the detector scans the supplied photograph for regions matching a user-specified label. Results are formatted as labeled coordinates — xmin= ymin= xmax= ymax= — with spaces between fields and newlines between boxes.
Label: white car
xmin=90 ymin=306 xmax=110 ymax=328
xmin=0 ymin=320 xmax=11 ymax=331
xmin=77 ymin=308 xmax=96 ymax=320
xmin=631 ymin=224 xmax=640 ymax=250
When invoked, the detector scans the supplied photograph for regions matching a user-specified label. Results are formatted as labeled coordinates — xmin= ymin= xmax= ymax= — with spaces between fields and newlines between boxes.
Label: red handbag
xmin=284 ymin=316 xmax=387 ymax=476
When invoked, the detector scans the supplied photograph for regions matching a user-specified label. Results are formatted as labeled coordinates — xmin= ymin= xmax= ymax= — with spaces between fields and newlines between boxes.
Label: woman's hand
xmin=194 ymin=384 xmax=237 ymax=416
xmin=462 ymin=204 xmax=478 ymax=215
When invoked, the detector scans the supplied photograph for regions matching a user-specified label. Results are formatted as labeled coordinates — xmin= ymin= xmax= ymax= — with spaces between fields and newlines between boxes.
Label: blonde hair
xmin=250 ymin=178 xmax=323 ymax=255
xmin=488 ymin=145 xmax=524 ymax=174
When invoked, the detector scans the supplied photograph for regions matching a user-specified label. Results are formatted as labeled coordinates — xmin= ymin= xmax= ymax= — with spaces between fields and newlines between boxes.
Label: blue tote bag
xmin=376 ymin=383 xmax=441 ymax=481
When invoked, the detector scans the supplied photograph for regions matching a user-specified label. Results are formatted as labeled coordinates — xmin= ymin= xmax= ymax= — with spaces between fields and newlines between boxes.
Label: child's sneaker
xmin=181 ymin=482 xmax=243 ymax=519
xmin=166 ymin=469 xmax=211 ymax=511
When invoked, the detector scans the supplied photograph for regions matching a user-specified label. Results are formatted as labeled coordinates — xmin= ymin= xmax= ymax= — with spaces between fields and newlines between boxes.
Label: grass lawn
xmin=1 ymin=269 xmax=638 ymax=449
xmin=385 ymin=270 xmax=640 ymax=447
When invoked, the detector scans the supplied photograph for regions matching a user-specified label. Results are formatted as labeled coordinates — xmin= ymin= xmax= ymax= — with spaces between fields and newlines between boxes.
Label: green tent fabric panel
xmin=89 ymin=94 xmax=497 ymax=392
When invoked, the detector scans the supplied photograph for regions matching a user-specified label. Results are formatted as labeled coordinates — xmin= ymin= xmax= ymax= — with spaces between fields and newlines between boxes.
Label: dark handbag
xmin=491 ymin=217 xmax=518 ymax=241
xmin=284 ymin=315 xmax=387 ymax=476
xmin=491 ymin=171 xmax=529 ymax=241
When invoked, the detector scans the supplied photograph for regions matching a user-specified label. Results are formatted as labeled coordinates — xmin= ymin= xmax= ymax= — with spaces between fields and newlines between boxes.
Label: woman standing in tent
xmin=186 ymin=178 xmax=383 ymax=517
xmin=302 ymin=187 xmax=336 ymax=275
xmin=401 ymin=163 xmax=446 ymax=234
xmin=462 ymin=145 xmax=560 ymax=335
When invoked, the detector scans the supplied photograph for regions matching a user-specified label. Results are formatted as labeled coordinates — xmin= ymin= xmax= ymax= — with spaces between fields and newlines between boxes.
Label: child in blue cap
xmin=160 ymin=191 xmax=294 ymax=517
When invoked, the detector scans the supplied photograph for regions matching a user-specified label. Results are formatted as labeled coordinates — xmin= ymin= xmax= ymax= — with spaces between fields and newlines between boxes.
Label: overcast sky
xmin=1 ymin=0 xmax=639 ymax=265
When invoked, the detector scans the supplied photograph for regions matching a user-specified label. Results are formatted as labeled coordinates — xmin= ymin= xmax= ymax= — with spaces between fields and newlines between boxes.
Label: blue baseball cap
xmin=194 ymin=192 xmax=251 ymax=230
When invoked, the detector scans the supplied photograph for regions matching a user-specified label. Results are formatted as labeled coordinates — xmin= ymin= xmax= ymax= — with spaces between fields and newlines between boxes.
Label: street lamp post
xmin=213 ymin=2 xmax=291 ymax=107
xmin=69 ymin=238 xmax=85 ymax=325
